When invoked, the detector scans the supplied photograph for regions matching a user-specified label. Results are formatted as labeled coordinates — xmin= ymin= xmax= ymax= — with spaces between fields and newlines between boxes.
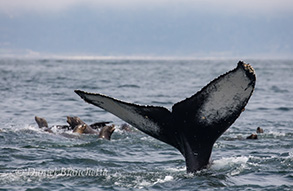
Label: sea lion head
xmin=35 ymin=116 xmax=49 ymax=128
xmin=256 ymin=127 xmax=264 ymax=133
xmin=120 ymin=123 xmax=132 ymax=132
xmin=67 ymin=116 xmax=86 ymax=129
xmin=98 ymin=125 xmax=115 ymax=140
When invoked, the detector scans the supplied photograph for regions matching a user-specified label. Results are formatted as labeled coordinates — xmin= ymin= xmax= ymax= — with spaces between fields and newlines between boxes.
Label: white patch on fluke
xmin=199 ymin=67 xmax=253 ymax=125
xmin=84 ymin=93 xmax=161 ymax=135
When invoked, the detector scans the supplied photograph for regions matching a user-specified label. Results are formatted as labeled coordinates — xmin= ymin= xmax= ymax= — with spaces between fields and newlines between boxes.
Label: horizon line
xmin=0 ymin=52 xmax=292 ymax=61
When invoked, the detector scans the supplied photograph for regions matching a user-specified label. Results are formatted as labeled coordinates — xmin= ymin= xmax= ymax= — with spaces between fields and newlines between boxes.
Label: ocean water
xmin=0 ymin=58 xmax=292 ymax=190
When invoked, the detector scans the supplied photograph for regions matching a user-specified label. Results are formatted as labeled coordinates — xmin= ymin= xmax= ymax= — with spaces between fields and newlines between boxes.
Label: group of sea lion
xmin=34 ymin=116 xmax=120 ymax=140
xmin=34 ymin=115 xmax=265 ymax=141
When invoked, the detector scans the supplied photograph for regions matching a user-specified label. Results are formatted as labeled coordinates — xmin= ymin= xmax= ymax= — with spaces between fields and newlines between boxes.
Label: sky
xmin=0 ymin=0 xmax=293 ymax=58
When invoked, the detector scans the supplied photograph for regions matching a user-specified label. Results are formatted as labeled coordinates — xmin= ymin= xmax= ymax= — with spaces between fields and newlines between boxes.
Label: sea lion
xmin=72 ymin=123 xmax=115 ymax=140
xmin=34 ymin=116 xmax=53 ymax=133
xmin=66 ymin=116 xmax=86 ymax=129
xmin=35 ymin=116 xmax=49 ymax=128
xmin=67 ymin=116 xmax=111 ymax=135
xmin=246 ymin=134 xmax=258 ymax=139
xmin=72 ymin=123 xmax=99 ymax=135
xmin=72 ymin=124 xmax=87 ymax=134
xmin=256 ymin=127 xmax=264 ymax=133
xmin=35 ymin=116 xmax=70 ymax=130
xmin=98 ymin=125 xmax=115 ymax=140
xmin=75 ymin=61 xmax=256 ymax=173
xmin=120 ymin=123 xmax=132 ymax=132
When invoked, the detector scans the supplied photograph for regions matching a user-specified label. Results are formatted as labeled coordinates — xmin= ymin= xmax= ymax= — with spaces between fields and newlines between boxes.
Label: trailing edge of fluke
xmin=75 ymin=61 xmax=256 ymax=173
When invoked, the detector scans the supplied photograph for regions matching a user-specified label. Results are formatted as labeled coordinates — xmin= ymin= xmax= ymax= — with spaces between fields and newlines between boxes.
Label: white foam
xmin=166 ymin=166 xmax=186 ymax=172
xmin=18 ymin=124 xmax=46 ymax=134
xmin=153 ymin=175 xmax=174 ymax=184
xmin=267 ymin=130 xmax=286 ymax=137
xmin=137 ymin=180 xmax=152 ymax=188
xmin=212 ymin=156 xmax=249 ymax=171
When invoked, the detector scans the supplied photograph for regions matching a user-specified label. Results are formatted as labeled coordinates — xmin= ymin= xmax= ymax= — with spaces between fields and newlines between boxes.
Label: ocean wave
xmin=211 ymin=156 xmax=250 ymax=174
xmin=118 ymin=84 xmax=140 ymax=89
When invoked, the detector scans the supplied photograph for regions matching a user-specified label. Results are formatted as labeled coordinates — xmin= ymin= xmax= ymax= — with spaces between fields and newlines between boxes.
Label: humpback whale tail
xmin=75 ymin=61 xmax=256 ymax=173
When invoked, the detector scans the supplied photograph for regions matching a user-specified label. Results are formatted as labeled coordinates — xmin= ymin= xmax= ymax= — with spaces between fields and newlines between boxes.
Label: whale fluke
xmin=75 ymin=61 xmax=256 ymax=173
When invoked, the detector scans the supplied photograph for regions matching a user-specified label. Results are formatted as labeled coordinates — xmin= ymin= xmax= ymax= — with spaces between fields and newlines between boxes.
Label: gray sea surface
xmin=0 ymin=59 xmax=292 ymax=190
